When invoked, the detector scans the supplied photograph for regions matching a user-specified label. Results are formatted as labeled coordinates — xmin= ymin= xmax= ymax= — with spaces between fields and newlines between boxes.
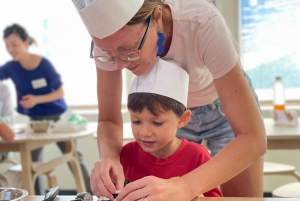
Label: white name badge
xmin=31 ymin=78 xmax=47 ymax=89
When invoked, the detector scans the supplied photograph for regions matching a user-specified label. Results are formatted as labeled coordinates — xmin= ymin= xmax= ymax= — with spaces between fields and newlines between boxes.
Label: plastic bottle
xmin=273 ymin=76 xmax=285 ymax=110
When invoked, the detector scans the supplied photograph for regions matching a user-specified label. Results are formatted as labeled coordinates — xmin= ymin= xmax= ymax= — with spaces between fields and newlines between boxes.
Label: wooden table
xmin=21 ymin=195 xmax=300 ymax=201
xmin=0 ymin=124 xmax=96 ymax=195
xmin=264 ymin=118 xmax=300 ymax=149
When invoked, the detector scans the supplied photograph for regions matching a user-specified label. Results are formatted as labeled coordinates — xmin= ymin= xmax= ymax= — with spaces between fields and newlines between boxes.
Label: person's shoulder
xmin=0 ymin=61 xmax=18 ymax=75
xmin=122 ymin=141 xmax=139 ymax=151
xmin=182 ymin=139 xmax=212 ymax=165
xmin=38 ymin=56 xmax=51 ymax=66
xmin=1 ymin=60 xmax=16 ymax=68
xmin=30 ymin=54 xmax=50 ymax=66
xmin=38 ymin=57 xmax=58 ymax=72
xmin=166 ymin=0 xmax=218 ymax=23
xmin=121 ymin=141 xmax=139 ymax=162
xmin=182 ymin=139 xmax=209 ymax=154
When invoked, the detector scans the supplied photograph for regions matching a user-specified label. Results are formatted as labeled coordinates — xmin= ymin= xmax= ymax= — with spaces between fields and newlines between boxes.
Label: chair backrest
xmin=0 ymin=152 xmax=18 ymax=165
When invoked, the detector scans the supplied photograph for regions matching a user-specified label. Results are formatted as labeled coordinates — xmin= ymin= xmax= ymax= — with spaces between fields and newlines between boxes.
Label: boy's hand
xmin=90 ymin=157 xmax=125 ymax=200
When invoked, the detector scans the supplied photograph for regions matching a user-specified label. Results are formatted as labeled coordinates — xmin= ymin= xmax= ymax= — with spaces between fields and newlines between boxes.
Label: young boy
xmin=120 ymin=58 xmax=222 ymax=197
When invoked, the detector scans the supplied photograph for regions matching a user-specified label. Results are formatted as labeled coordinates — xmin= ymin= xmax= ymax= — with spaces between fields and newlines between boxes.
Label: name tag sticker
xmin=31 ymin=78 xmax=47 ymax=89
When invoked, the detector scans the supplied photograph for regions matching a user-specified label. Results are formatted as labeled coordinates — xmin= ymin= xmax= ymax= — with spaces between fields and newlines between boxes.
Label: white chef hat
xmin=72 ymin=0 xmax=144 ymax=39
xmin=129 ymin=58 xmax=189 ymax=107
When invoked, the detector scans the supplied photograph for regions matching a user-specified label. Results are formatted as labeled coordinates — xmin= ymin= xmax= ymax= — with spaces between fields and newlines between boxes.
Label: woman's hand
xmin=20 ymin=94 xmax=37 ymax=109
xmin=116 ymin=176 xmax=192 ymax=201
xmin=91 ymin=157 xmax=125 ymax=200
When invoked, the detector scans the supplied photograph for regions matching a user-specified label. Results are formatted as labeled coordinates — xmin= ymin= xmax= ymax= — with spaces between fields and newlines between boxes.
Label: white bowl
xmin=0 ymin=188 xmax=28 ymax=201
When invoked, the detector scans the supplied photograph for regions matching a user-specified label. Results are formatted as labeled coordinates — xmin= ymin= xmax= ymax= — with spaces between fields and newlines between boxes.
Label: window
xmin=240 ymin=0 xmax=300 ymax=102
xmin=0 ymin=0 xmax=130 ymax=108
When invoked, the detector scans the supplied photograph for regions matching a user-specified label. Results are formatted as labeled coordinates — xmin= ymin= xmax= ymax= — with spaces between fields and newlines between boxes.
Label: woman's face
xmin=92 ymin=22 xmax=158 ymax=76
xmin=5 ymin=33 xmax=28 ymax=61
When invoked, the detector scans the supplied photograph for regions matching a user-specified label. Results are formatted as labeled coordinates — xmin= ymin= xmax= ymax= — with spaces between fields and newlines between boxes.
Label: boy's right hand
xmin=90 ymin=157 xmax=125 ymax=200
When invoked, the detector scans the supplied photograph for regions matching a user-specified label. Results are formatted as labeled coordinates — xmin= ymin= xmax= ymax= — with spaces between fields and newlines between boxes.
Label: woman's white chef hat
xmin=72 ymin=0 xmax=144 ymax=39
xmin=129 ymin=58 xmax=189 ymax=108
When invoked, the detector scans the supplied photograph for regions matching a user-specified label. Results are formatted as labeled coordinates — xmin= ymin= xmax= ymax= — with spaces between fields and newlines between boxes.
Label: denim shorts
xmin=176 ymin=72 xmax=261 ymax=157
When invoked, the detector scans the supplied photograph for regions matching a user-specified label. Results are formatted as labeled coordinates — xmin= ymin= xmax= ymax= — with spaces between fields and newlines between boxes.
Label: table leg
xmin=20 ymin=143 xmax=35 ymax=195
xmin=65 ymin=140 xmax=86 ymax=193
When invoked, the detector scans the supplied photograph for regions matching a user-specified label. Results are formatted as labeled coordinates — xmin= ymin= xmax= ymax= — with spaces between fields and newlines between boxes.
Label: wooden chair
xmin=263 ymin=161 xmax=300 ymax=180
xmin=1 ymin=152 xmax=18 ymax=165
xmin=8 ymin=163 xmax=58 ymax=189
xmin=272 ymin=182 xmax=300 ymax=198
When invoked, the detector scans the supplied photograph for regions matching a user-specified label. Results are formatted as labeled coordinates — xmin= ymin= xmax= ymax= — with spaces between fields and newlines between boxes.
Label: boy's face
xmin=130 ymin=108 xmax=183 ymax=158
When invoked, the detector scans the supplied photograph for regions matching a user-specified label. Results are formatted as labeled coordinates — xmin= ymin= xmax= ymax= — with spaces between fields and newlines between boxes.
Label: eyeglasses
xmin=90 ymin=14 xmax=153 ymax=64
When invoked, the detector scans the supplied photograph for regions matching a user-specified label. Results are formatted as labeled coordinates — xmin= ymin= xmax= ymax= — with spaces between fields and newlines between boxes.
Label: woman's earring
xmin=157 ymin=27 xmax=165 ymax=55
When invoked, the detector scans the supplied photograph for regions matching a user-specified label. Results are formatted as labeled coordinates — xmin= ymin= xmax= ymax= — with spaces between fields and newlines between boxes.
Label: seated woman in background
xmin=0 ymin=24 xmax=91 ymax=194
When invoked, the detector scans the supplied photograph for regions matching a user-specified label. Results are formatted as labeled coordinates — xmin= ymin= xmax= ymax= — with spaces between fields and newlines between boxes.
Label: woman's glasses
xmin=90 ymin=14 xmax=153 ymax=64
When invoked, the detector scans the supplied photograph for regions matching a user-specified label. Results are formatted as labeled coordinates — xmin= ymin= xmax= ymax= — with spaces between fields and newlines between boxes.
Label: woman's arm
xmin=181 ymin=62 xmax=266 ymax=198
xmin=91 ymin=67 xmax=125 ymax=199
xmin=96 ymin=68 xmax=123 ymax=159
xmin=19 ymin=86 xmax=64 ymax=109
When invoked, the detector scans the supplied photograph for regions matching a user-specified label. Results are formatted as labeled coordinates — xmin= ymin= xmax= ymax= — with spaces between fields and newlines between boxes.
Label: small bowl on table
xmin=30 ymin=120 xmax=54 ymax=133
xmin=0 ymin=188 xmax=28 ymax=201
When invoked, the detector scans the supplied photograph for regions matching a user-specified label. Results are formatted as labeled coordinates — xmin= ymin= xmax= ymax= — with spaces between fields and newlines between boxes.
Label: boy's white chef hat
xmin=72 ymin=0 xmax=144 ymax=39
xmin=129 ymin=58 xmax=189 ymax=107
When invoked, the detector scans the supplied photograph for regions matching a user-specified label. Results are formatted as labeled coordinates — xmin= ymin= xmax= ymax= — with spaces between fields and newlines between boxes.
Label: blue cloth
xmin=0 ymin=58 xmax=67 ymax=117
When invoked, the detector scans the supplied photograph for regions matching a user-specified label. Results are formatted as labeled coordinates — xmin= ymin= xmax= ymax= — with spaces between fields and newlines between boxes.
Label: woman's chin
xmin=133 ymin=63 xmax=152 ymax=76
xmin=132 ymin=70 xmax=144 ymax=76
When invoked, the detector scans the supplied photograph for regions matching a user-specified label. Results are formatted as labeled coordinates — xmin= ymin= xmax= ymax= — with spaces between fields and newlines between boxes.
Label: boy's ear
xmin=177 ymin=110 xmax=191 ymax=128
